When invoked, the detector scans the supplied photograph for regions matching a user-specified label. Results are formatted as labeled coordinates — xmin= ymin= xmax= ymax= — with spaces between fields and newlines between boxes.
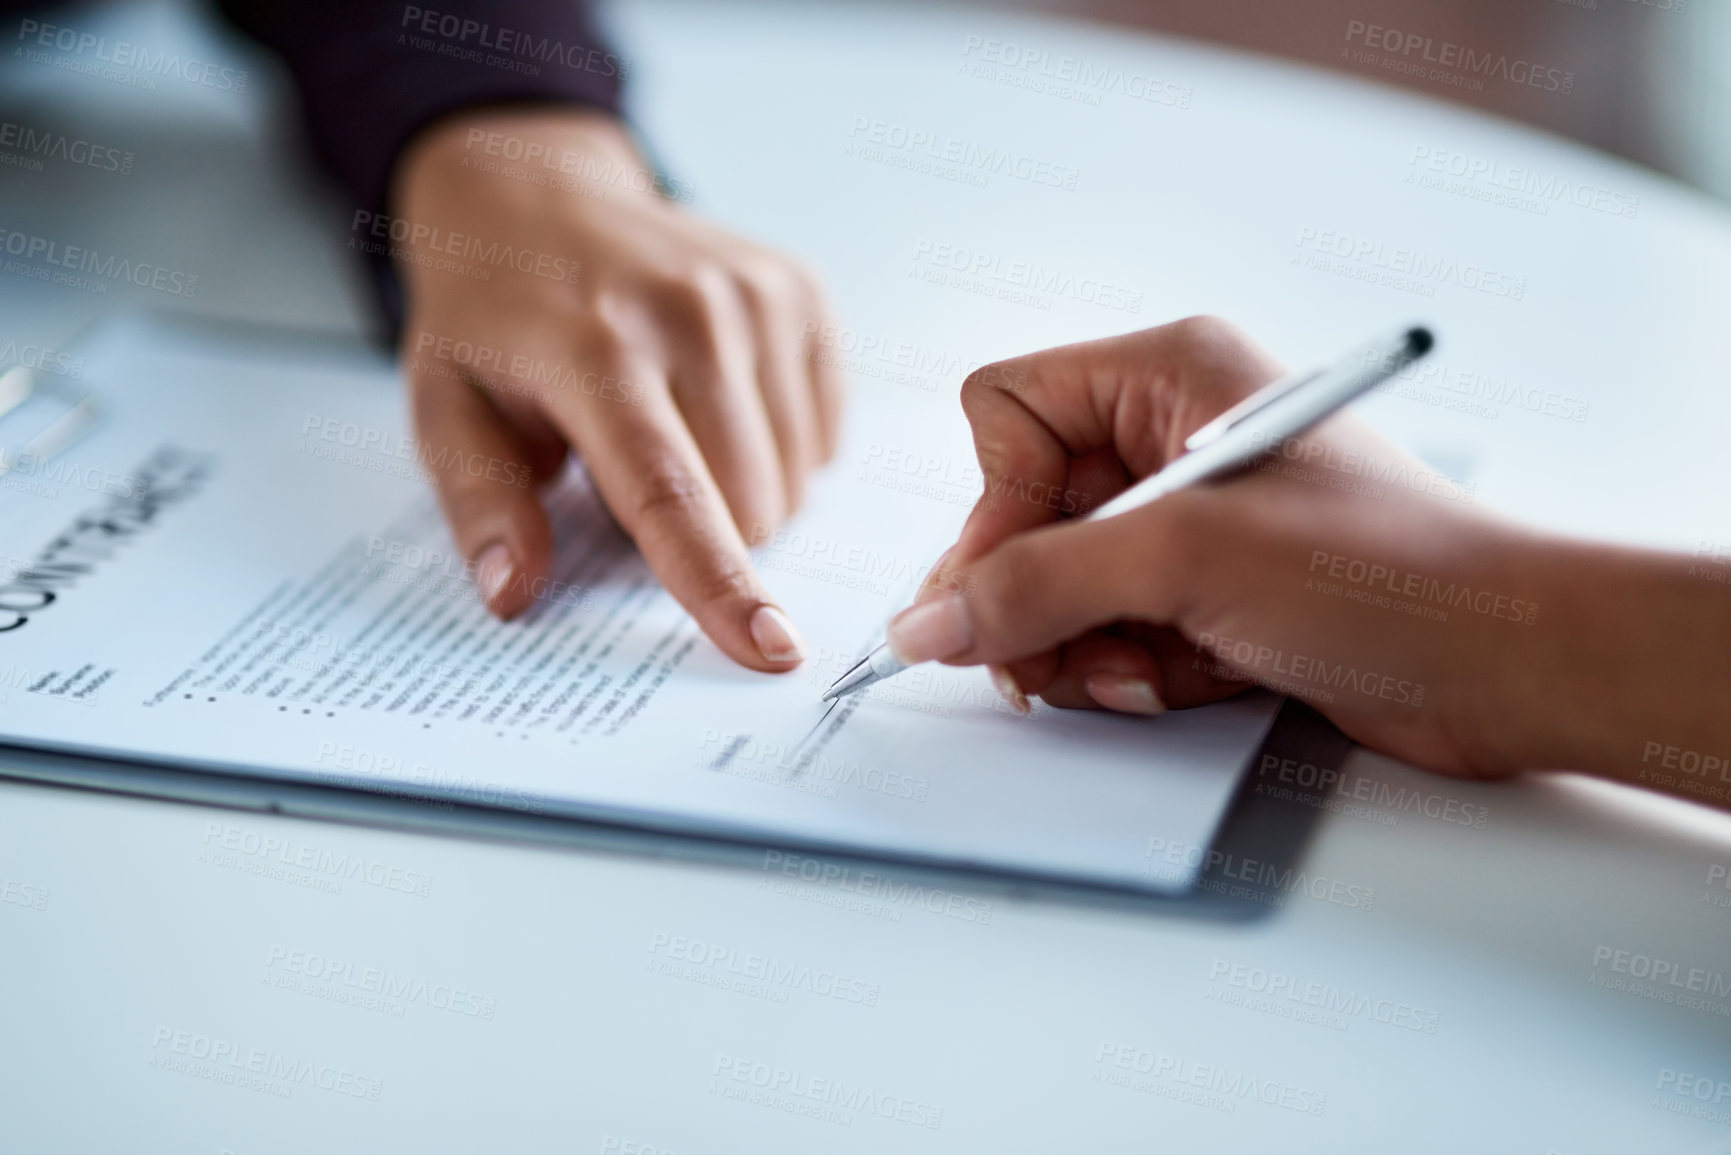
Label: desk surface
xmin=4 ymin=1 xmax=1731 ymax=1151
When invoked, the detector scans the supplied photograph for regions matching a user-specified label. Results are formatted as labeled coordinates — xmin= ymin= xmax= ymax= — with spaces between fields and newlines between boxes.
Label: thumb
xmin=406 ymin=354 xmax=558 ymax=619
xmin=886 ymin=497 xmax=1200 ymax=668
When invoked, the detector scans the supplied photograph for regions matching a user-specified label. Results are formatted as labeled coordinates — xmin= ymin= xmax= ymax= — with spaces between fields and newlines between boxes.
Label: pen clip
xmin=1183 ymin=367 xmax=1323 ymax=452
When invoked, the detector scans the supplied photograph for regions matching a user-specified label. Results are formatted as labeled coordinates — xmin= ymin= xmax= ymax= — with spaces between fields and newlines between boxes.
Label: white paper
xmin=0 ymin=315 xmax=1278 ymax=892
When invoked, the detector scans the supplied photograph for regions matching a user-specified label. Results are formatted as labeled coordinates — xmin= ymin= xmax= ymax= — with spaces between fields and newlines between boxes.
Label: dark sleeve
xmin=214 ymin=0 xmax=625 ymax=335
xmin=216 ymin=0 xmax=624 ymax=215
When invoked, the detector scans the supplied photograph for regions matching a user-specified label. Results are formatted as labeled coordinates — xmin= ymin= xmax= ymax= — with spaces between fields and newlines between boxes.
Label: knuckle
xmin=1167 ymin=314 xmax=1257 ymax=379
xmin=972 ymin=443 xmax=1042 ymax=505
xmin=633 ymin=457 xmax=710 ymax=522
xmin=788 ymin=260 xmax=826 ymax=302
xmin=653 ymin=267 xmax=748 ymax=362
xmin=693 ymin=564 xmax=758 ymax=609
xmin=959 ymin=364 xmax=992 ymax=398
xmin=689 ymin=259 xmax=737 ymax=302
xmin=446 ymin=480 xmax=528 ymax=533
xmin=1160 ymin=314 xmax=1272 ymax=409
xmin=789 ymin=272 xmax=827 ymax=318
xmin=735 ymin=255 xmax=799 ymax=306
xmin=962 ymin=356 xmax=1035 ymax=408
xmin=1167 ymin=314 xmax=1240 ymax=351
xmin=572 ymin=316 xmax=632 ymax=373
xmin=960 ymin=362 xmax=1006 ymax=404
xmin=653 ymin=266 xmax=730 ymax=327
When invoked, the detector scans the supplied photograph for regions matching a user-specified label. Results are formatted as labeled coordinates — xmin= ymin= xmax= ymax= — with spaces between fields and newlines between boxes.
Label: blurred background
xmin=3 ymin=0 xmax=1728 ymax=352
xmin=992 ymin=0 xmax=1731 ymax=202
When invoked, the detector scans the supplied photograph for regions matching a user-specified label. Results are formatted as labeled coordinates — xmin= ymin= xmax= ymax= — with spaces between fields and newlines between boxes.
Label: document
xmin=0 ymin=316 xmax=1278 ymax=893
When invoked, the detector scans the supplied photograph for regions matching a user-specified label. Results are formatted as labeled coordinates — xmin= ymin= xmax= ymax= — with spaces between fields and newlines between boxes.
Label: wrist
xmin=1488 ymin=534 xmax=1731 ymax=789
xmin=391 ymin=105 xmax=649 ymax=218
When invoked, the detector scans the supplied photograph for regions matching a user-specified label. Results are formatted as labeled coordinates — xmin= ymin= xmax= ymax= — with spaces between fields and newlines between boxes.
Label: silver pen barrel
xmin=821 ymin=643 xmax=911 ymax=701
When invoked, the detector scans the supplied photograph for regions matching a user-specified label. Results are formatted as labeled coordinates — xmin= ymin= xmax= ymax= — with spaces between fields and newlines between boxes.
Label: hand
xmin=885 ymin=317 xmax=1588 ymax=780
xmin=387 ymin=107 xmax=843 ymax=671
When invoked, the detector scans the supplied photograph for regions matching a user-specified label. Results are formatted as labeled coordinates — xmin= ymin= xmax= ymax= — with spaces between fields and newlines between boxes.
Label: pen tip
xmin=1406 ymin=326 xmax=1434 ymax=357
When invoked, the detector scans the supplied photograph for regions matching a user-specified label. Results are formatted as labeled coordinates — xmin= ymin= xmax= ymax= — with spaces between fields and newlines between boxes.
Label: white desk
xmin=3 ymin=1 xmax=1731 ymax=1150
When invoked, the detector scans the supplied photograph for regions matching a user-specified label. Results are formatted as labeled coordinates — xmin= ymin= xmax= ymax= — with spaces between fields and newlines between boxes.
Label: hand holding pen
xmin=819 ymin=315 xmax=1731 ymax=812
xmin=827 ymin=320 xmax=1433 ymax=701
xmin=826 ymin=317 xmax=1526 ymax=772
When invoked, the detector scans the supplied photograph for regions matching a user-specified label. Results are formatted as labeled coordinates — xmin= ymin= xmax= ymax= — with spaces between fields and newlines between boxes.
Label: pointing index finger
xmin=547 ymin=359 xmax=806 ymax=672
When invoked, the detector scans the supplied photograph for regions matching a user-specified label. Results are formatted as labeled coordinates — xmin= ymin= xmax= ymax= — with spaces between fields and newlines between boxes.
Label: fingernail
xmin=887 ymin=595 xmax=972 ymax=664
xmin=989 ymin=664 xmax=1030 ymax=715
xmin=475 ymin=542 xmax=515 ymax=607
xmin=750 ymin=604 xmax=807 ymax=664
xmin=1084 ymin=673 xmax=1167 ymax=716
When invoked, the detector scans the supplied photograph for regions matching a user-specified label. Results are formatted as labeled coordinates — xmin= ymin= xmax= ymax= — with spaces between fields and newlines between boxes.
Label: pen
xmin=821 ymin=324 xmax=1435 ymax=703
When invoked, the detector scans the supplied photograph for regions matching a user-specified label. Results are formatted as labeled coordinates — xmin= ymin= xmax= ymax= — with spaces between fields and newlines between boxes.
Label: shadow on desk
xmin=0 ymin=699 xmax=1344 ymax=923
